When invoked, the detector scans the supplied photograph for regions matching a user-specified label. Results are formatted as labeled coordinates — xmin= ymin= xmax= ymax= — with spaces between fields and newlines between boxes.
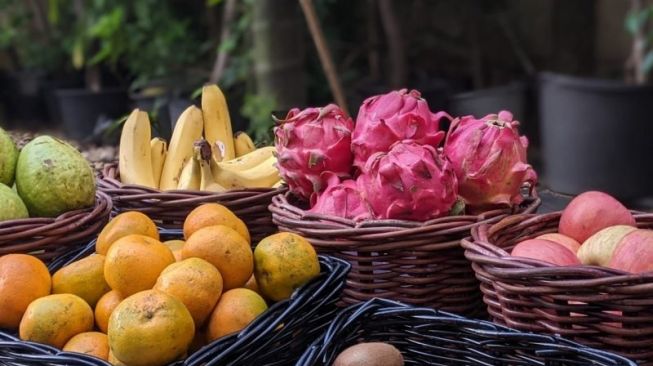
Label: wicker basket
xmin=269 ymin=190 xmax=540 ymax=317
xmin=462 ymin=211 xmax=653 ymax=364
xmin=0 ymin=191 xmax=112 ymax=263
xmin=297 ymin=298 xmax=636 ymax=366
xmin=0 ymin=229 xmax=350 ymax=366
xmin=98 ymin=164 xmax=285 ymax=243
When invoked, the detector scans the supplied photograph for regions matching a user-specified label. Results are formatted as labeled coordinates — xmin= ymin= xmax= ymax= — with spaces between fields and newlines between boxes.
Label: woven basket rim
xmin=462 ymin=210 xmax=653 ymax=284
xmin=0 ymin=190 xmax=112 ymax=262
xmin=298 ymin=298 xmax=637 ymax=366
xmin=98 ymin=162 xmax=285 ymax=197
xmin=0 ymin=190 xmax=111 ymax=229
xmin=271 ymin=189 xmax=541 ymax=234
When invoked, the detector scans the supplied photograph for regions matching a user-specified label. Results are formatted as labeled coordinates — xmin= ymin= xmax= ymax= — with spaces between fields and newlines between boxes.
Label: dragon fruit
xmin=308 ymin=173 xmax=372 ymax=220
xmin=443 ymin=110 xmax=537 ymax=210
xmin=274 ymin=104 xmax=354 ymax=200
xmin=351 ymin=89 xmax=450 ymax=172
xmin=358 ymin=140 xmax=458 ymax=221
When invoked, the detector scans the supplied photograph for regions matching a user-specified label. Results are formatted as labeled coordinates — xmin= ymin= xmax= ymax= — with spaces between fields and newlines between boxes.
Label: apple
xmin=608 ymin=229 xmax=653 ymax=273
xmin=559 ymin=191 xmax=635 ymax=243
xmin=535 ymin=233 xmax=581 ymax=253
xmin=577 ymin=225 xmax=637 ymax=266
xmin=511 ymin=239 xmax=581 ymax=266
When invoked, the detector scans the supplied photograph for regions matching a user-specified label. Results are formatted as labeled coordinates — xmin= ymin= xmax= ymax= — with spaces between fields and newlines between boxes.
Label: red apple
xmin=511 ymin=239 xmax=581 ymax=266
xmin=536 ymin=233 xmax=581 ymax=253
xmin=577 ymin=225 xmax=637 ymax=266
xmin=559 ymin=191 xmax=635 ymax=243
xmin=608 ymin=229 xmax=653 ymax=273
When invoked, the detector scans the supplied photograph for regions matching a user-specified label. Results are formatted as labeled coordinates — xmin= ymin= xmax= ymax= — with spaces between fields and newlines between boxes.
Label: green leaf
xmin=104 ymin=113 xmax=131 ymax=137
xmin=626 ymin=9 xmax=651 ymax=35
xmin=242 ymin=94 xmax=277 ymax=144
xmin=88 ymin=44 xmax=112 ymax=65
xmin=89 ymin=7 xmax=124 ymax=38
xmin=47 ymin=0 xmax=59 ymax=24
xmin=642 ymin=51 xmax=653 ymax=74
xmin=218 ymin=37 xmax=237 ymax=53
xmin=72 ymin=38 xmax=84 ymax=69
xmin=190 ymin=86 xmax=203 ymax=100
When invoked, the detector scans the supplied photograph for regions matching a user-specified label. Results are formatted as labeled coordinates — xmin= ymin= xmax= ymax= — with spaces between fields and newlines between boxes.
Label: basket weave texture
xmin=98 ymin=164 xmax=285 ymax=243
xmin=0 ymin=229 xmax=351 ymax=366
xmin=0 ymin=191 xmax=111 ymax=263
xmin=462 ymin=211 xmax=653 ymax=365
xmin=297 ymin=297 xmax=636 ymax=366
xmin=270 ymin=190 xmax=540 ymax=317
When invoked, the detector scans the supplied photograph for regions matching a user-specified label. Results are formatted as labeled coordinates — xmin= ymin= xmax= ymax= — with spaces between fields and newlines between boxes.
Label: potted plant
xmin=122 ymin=0 xmax=205 ymax=140
xmin=51 ymin=0 xmax=129 ymax=141
xmin=0 ymin=0 xmax=72 ymax=129
xmin=538 ymin=0 xmax=653 ymax=202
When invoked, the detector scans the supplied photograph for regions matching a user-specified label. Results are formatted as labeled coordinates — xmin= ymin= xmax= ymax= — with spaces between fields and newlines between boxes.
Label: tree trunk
xmin=378 ymin=0 xmax=406 ymax=88
xmin=251 ymin=0 xmax=306 ymax=110
xmin=210 ymin=0 xmax=237 ymax=84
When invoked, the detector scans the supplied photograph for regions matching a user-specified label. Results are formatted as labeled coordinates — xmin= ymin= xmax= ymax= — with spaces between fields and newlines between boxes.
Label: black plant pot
xmin=447 ymin=81 xmax=528 ymax=121
xmin=0 ymin=71 xmax=48 ymax=129
xmin=447 ymin=81 xmax=541 ymax=168
xmin=55 ymin=88 xmax=129 ymax=141
xmin=43 ymin=75 xmax=84 ymax=127
xmin=538 ymin=72 xmax=653 ymax=201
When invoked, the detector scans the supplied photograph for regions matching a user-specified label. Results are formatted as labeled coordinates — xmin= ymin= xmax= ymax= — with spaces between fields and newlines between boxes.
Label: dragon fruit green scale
xmin=358 ymin=140 xmax=458 ymax=221
xmin=351 ymin=89 xmax=450 ymax=172
xmin=274 ymin=104 xmax=354 ymax=200
xmin=443 ymin=110 xmax=537 ymax=210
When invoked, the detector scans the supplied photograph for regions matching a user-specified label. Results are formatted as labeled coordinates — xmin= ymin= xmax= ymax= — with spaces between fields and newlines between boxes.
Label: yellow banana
xmin=159 ymin=106 xmax=204 ymax=190
xmin=150 ymin=137 xmax=167 ymax=189
xmin=176 ymin=156 xmax=200 ymax=190
xmin=202 ymin=84 xmax=235 ymax=161
xmin=195 ymin=140 xmax=226 ymax=192
xmin=119 ymin=109 xmax=156 ymax=188
xmin=234 ymin=131 xmax=256 ymax=157
xmin=212 ymin=155 xmax=280 ymax=189
xmin=218 ymin=146 xmax=276 ymax=172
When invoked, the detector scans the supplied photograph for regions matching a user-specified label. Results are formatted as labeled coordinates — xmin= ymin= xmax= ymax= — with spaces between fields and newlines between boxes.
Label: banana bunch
xmin=117 ymin=84 xmax=282 ymax=191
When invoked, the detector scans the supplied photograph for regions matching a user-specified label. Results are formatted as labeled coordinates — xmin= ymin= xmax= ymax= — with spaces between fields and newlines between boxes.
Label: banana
xmin=159 ymin=106 xmax=204 ymax=190
xmin=176 ymin=156 xmax=200 ymax=190
xmin=195 ymin=140 xmax=226 ymax=192
xmin=119 ymin=109 xmax=156 ymax=188
xmin=272 ymin=179 xmax=285 ymax=188
xmin=212 ymin=155 xmax=280 ymax=189
xmin=218 ymin=146 xmax=276 ymax=172
xmin=234 ymin=131 xmax=256 ymax=157
xmin=202 ymin=84 xmax=235 ymax=161
xmin=150 ymin=138 xmax=167 ymax=189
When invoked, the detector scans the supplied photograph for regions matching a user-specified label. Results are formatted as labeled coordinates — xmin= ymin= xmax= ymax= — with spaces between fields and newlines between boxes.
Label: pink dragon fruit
xmin=358 ymin=140 xmax=458 ymax=221
xmin=308 ymin=173 xmax=373 ymax=220
xmin=274 ymin=104 xmax=354 ymax=200
xmin=443 ymin=110 xmax=537 ymax=210
xmin=351 ymin=89 xmax=450 ymax=172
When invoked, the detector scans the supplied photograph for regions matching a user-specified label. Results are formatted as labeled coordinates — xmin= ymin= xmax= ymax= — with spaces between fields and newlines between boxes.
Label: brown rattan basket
xmin=98 ymin=164 xmax=285 ymax=243
xmin=269 ymin=190 xmax=540 ymax=317
xmin=462 ymin=211 xmax=653 ymax=364
xmin=0 ymin=191 xmax=112 ymax=263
